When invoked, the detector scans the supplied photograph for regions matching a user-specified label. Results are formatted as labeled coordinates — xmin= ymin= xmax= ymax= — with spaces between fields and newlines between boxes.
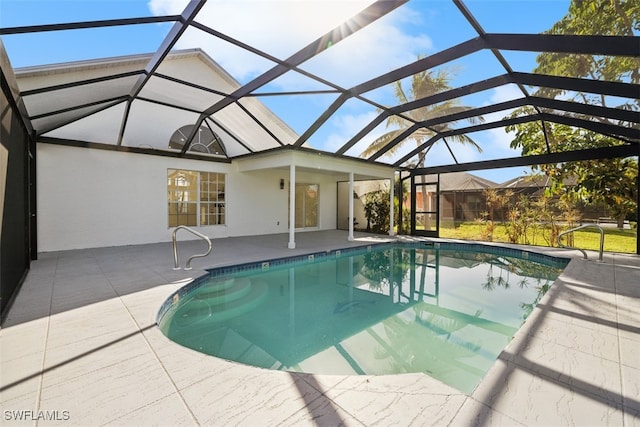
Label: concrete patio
xmin=1 ymin=230 xmax=638 ymax=426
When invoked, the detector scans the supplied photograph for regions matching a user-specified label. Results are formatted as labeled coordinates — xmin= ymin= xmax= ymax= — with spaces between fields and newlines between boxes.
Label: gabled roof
xmin=499 ymin=175 xmax=551 ymax=189
xmin=12 ymin=48 xmax=300 ymax=159
xmin=499 ymin=174 xmax=576 ymax=189
xmin=440 ymin=172 xmax=497 ymax=191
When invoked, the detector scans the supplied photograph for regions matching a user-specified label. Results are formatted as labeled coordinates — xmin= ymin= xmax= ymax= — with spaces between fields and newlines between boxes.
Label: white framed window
xmin=167 ymin=169 xmax=225 ymax=227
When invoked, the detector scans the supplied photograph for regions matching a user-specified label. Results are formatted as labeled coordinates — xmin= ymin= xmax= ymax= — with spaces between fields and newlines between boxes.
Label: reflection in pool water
xmin=158 ymin=244 xmax=567 ymax=393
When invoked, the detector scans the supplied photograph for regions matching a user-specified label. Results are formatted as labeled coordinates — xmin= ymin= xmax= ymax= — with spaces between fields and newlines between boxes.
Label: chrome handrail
xmin=557 ymin=224 xmax=604 ymax=262
xmin=172 ymin=226 xmax=212 ymax=270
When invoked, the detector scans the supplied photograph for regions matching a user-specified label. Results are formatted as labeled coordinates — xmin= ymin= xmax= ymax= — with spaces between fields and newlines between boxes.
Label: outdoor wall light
xmin=280 ymin=178 xmax=285 ymax=189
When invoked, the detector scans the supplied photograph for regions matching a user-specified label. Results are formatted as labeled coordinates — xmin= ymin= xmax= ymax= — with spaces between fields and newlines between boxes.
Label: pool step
xmin=167 ymin=278 xmax=269 ymax=333
xmin=206 ymin=279 xmax=268 ymax=322
xmin=193 ymin=277 xmax=252 ymax=305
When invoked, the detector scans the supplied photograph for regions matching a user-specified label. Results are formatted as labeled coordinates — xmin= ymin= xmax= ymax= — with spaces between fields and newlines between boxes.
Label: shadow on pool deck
xmin=1 ymin=230 xmax=638 ymax=426
xmin=4 ymin=230 xmax=393 ymax=325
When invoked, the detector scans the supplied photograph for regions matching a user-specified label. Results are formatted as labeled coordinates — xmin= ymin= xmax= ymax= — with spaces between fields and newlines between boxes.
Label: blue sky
xmin=1 ymin=0 xmax=572 ymax=183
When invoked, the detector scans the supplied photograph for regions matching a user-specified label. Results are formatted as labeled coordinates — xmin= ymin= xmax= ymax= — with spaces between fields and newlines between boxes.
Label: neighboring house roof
xmin=354 ymin=172 xmax=497 ymax=195
xmin=440 ymin=172 xmax=497 ymax=191
xmin=411 ymin=171 xmax=587 ymax=199
xmin=499 ymin=175 xmax=551 ymax=189
xmin=498 ymin=175 xmax=577 ymax=189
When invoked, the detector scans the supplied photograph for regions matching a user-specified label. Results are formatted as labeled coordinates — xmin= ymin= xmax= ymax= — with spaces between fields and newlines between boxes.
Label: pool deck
xmin=1 ymin=230 xmax=639 ymax=426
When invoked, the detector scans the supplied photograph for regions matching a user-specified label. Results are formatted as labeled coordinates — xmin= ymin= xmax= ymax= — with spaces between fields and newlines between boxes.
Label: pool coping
xmin=156 ymin=239 xmax=570 ymax=325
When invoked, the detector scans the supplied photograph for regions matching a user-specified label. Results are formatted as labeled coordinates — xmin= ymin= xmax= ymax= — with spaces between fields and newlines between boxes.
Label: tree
xmin=507 ymin=0 xmax=639 ymax=228
xmin=360 ymin=67 xmax=484 ymax=166
xmin=363 ymin=189 xmax=390 ymax=234
xmin=508 ymin=118 xmax=638 ymax=226
xmin=361 ymin=67 xmax=485 ymax=231
xmin=538 ymin=0 xmax=639 ymax=93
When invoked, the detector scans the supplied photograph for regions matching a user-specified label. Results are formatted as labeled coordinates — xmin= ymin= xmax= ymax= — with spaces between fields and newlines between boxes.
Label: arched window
xmin=168 ymin=125 xmax=226 ymax=156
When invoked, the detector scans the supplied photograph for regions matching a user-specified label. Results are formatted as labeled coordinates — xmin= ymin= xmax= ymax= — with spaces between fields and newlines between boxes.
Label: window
xmin=168 ymin=169 xmax=225 ymax=227
xmin=168 ymin=125 xmax=226 ymax=156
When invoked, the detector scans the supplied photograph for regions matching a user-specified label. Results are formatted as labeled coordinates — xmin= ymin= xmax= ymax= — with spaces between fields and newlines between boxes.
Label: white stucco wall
xmin=232 ymin=168 xmax=338 ymax=236
xmin=37 ymin=144 xmax=345 ymax=251
xmin=38 ymin=144 xmax=223 ymax=251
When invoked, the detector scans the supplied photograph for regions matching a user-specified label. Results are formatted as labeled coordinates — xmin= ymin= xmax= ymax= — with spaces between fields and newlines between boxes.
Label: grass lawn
xmin=439 ymin=221 xmax=638 ymax=254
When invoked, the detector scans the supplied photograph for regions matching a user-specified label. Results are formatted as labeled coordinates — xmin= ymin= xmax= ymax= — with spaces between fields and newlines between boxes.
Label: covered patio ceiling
xmin=1 ymin=0 xmax=638 ymax=176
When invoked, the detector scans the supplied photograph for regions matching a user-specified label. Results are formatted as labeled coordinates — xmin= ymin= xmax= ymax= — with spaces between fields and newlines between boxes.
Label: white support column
xmin=288 ymin=163 xmax=296 ymax=249
xmin=389 ymin=174 xmax=395 ymax=236
xmin=348 ymin=172 xmax=355 ymax=241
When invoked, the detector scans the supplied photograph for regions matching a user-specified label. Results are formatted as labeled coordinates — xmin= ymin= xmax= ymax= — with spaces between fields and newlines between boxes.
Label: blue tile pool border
xmin=156 ymin=240 xmax=570 ymax=325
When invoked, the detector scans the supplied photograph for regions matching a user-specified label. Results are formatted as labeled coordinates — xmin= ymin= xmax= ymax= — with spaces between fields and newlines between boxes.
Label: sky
xmin=0 ymin=0 xmax=573 ymax=183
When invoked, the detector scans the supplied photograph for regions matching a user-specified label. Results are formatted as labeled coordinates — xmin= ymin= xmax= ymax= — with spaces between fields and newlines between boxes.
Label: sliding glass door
xmin=291 ymin=183 xmax=319 ymax=229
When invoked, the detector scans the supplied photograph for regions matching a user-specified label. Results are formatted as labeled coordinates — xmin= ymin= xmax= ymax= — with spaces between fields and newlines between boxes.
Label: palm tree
xmin=361 ymin=67 xmax=485 ymax=231
xmin=360 ymin=67 xmax=484 ymax=165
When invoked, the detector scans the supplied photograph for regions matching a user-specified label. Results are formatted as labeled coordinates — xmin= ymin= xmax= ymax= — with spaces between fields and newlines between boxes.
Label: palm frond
xmin=394 ymin=80 xmax=410 ymax=104
xmin=360 ymin=62 xmax=485 ymax=162
xmin=360 ymin=129 xmax=407 ymax=157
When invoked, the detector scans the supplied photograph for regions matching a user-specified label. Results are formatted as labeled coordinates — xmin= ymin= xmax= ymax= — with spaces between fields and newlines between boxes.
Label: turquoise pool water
xmin=158 ymin=243 xmax=568 ymax=393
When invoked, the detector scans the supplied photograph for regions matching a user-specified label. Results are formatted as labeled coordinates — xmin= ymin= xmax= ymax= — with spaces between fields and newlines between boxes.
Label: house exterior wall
xmin=37 ymin=144 xmax=341 ymax=251
xmin=230 ymin=167 xmax=338 ymax=236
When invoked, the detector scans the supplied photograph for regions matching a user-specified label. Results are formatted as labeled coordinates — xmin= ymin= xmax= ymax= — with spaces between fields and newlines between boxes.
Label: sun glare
xmin=283 ymin=0 xmax=377 ymax=38
xmin=149 ymin=0 xmax=380 ymax=80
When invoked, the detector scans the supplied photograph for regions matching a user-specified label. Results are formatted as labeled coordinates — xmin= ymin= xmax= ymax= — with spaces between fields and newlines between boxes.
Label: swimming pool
xmin=158 ymin=242 xmax=568 ymax=393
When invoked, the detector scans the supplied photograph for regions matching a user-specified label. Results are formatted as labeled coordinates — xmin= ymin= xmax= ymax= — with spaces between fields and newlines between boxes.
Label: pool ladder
xmin=557 ymin=224 xmax=604 ymax=262
xmin=172 ymin=225 xmax=212 ymax=270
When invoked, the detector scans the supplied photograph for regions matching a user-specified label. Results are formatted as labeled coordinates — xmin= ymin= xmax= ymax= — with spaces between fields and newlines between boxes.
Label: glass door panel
xmin=303 ymin=184 xmax=319 ymax=227
xmin=411 ymin=176 xmax=439 ymax=236
xmin=291 ymin=183 xmax=319 ymax=229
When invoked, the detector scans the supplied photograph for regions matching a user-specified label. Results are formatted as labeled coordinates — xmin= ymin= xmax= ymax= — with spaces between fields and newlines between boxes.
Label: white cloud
xmin=462 ymin=83 xmax=525 ymax=159
xmin=147 ymin=0 xmax=465 ymax=163
xmin=318 ymin=109 xmax=379 ymax=153
xmin=148 ymin=0 xmax=188 ymax=15
xmin=150 ymin=0 xmax=375 ymax=80
xmin=148 ymin=0 xmax=432 ymax=89
xmin=300 ymin=9 xmax=432 ymax=88
xmin=491 ymin=83 xmax=523 ymax=104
